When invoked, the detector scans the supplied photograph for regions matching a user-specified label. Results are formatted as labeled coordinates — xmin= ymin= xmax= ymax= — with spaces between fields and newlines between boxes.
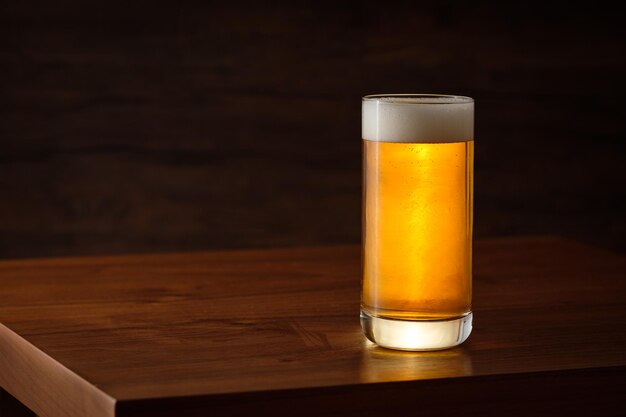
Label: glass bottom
xmin=360 ymin=311 xmax=473 ymax=351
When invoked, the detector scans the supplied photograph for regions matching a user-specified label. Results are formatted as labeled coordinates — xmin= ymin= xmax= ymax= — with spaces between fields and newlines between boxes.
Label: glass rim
xmin=362 ymin=94 xmax=474 ymax=104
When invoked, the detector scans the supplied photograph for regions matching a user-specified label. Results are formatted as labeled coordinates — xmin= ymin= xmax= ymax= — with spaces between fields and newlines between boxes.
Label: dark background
xmin=1 ymin=1 xmax=625 ymax=259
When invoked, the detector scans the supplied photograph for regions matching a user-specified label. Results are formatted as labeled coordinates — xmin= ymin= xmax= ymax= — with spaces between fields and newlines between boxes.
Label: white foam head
xmin=362 ymin=94 xmax=474 ymax=143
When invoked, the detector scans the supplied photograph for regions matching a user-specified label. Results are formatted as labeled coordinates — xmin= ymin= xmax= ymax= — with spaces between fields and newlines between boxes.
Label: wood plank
xmin=0 ymin=236 xmax=624 ymax=416
xmin=0 ymin=322 xmax=115 ymax=417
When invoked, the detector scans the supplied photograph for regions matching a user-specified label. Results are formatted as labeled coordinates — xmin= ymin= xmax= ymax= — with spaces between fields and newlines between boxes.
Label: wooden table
xmin=1 ymin=236 xmax=625 ymax=417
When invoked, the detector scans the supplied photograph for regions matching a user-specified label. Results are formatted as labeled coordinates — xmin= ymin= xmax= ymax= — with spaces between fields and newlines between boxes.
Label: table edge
xmin=0 ymin=323 xmax=116 ymax=417
xmin=114 ymin=365 xmax=626 ymax=415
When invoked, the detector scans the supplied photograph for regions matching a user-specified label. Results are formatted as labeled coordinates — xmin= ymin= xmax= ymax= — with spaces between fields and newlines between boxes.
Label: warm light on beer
xmin=362 ymin=139 xmax=473 ymax=320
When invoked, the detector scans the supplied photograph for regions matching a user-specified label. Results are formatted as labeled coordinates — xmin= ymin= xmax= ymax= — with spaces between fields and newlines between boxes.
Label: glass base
xmin=360 ymin=311 xmax=473 ymax=351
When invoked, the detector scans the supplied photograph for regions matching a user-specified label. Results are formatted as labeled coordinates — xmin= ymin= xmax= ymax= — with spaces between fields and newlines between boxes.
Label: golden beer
xmin=361 ymin=94 xmax=474 ymax=351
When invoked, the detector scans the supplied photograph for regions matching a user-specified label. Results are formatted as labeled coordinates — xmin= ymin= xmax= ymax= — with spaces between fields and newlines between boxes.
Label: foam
xmin=362 ymin=95 xmax=474 ymax=143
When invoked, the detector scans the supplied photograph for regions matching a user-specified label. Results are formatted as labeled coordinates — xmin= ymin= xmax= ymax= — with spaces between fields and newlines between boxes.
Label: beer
xmin=361 ymin=95 xmax=474 ymax=351
xmin=362 ymin=140 xmax=473 ymax=319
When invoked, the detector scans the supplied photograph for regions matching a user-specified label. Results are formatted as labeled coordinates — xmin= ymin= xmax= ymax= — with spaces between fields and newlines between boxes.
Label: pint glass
xmin=360 ymin=94 xmax=474 ymax=351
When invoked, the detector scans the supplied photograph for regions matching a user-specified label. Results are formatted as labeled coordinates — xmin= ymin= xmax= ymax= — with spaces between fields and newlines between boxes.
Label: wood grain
xmin=0 ymin=236 xmax=625 ymax=416
xmin=1 ymin=2 xmax=625 ymax=258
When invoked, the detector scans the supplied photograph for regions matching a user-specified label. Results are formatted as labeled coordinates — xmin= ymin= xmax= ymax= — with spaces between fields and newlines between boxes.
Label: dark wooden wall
xmin=1 ymin=1 xmax=625 ymax=258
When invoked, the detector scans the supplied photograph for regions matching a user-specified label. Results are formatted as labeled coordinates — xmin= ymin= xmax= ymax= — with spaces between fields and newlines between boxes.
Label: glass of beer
xmin=361 ymin=94 xmax=474 ymax=351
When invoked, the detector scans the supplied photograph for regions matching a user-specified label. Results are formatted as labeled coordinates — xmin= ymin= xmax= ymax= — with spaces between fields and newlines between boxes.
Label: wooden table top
xmin=1 ymin=236 xmax=625 ymax=417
